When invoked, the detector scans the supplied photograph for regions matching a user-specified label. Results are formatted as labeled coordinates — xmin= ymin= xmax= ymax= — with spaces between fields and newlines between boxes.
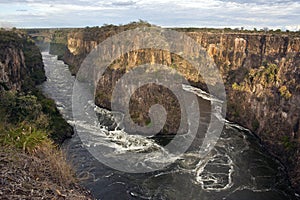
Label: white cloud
xmin=0 ymin=0 xmax=299 ymax=30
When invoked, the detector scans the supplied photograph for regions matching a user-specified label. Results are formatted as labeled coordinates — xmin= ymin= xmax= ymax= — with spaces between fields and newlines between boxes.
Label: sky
xmin=0 ymin=0 xmax=299 ymax=30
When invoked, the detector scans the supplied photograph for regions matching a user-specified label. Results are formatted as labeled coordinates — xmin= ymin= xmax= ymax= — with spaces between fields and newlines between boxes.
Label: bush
xmin=264 ymin=64 xmax=278 ymax=84
xmin=279 ymin=85 xmax=292 ymax=100
xmin=0 ymin=90 xmax=73 ymax=144
xmin=232 ymin=82 xmax=244 ymax=91
xmin=252 ymin=118 xmax=260 ymax=131
xmin=32 ymin=90 xmax=73 ymax=144
xmin=0 ymin=124 xmax=50 ymax=153
xmin=281 ymin=135 xmax=297 ymax=152
xmin=0 ymin=91 xmax=42 ymax=124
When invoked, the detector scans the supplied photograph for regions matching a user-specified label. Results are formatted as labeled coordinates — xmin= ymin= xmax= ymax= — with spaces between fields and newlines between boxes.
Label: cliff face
xmin=0 ymin=30 xmax=73 ymax=144
xmin=0 ymin=43 xmax=26 ymax=90
xmin=59 ymin=26 xmax=300 ymax=190
xmin=185 ymin=31 xmax=299 ymax=137
xmin=0 ymin=31 xmax=46 ymax=91
xmin=186 ymin=32 xmax=300 ymax=189
xmin=62 ymin=23 xmax=152 ymax=75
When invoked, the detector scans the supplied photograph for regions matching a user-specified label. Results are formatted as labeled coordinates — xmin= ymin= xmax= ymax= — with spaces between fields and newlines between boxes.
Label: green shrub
xmin=0 ymin=92 xmax=42 ymax=124
xmin=279 ymin=85 xmax=292 ymax=100
xmin=232 ymin=82 xmax=244 ymax=91
xmin=264 ymin=64 xmax=278 ymax=84
xmin=252 ymin=118 xmax=260 ymax=131
xmin=281 ymin=135 xmax=297 ymax=151
xmin=0 ymin=124 xmax=50 ymax=152
xmin=0 ymin=90 xmax=73 ymax=144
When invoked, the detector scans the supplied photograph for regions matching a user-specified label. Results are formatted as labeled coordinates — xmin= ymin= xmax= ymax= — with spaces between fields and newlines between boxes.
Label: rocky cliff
xmin=0 ymin=30 xmax=46 ymax=91
xmin=56 ymin=24 xmax=300 ymax=191
xmin=184 ymin=32 xmax=300 ymax=190
xmin=0 ymin=30 xmax=73 ymax=144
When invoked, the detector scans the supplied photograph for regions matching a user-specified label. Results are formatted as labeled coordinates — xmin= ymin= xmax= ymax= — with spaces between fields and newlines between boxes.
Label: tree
xmin=275 ymin=29 xmax=281 ymax=33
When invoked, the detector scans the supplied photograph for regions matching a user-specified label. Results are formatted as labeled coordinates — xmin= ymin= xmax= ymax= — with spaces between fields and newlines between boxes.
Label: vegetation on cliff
xmin=0 ymin=30 xmax=73 ymax=143
xmin=0 ymin=89 xmax=73 ymax=144
xmin=228 ymin=60 xmax=299 ymax=191
xmin=231 ymin=62 xmax=292 ymax=96
xmin=0 ymin=30 xmax=92 ymax=199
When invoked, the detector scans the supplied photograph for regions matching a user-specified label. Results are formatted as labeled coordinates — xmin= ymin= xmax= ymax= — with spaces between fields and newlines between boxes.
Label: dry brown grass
xmin=0 ymin=143 xmax=93 ymax=200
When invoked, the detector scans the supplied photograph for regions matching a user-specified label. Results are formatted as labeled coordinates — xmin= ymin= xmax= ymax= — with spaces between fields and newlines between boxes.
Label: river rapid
xmin=40 ymin=52 xmax=298 ymax=200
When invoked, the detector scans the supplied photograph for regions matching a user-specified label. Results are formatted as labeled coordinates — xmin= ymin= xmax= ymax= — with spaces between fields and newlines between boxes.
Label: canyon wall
xmin=56 ymin=25 xmax=300 ymax=191
xmin=0 ymin=31 xmax=46 ymax=91
xmin=0 ymin=30 xmax=73 ymax=144
xmin=185 ymin=32 xmax=300 ymax=189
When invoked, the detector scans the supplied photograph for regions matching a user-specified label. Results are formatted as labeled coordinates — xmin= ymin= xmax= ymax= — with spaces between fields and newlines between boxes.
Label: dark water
xmin=40 ymin=52 xmax=298 ymax=200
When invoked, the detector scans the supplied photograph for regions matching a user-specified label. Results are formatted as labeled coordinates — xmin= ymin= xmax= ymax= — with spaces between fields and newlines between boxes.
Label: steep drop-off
xmin=53 ymin=24 xmax=300 ymax=191
xmin=0 ymin=30 xmax=73 ymax=143
xmin=0 ymin=30 xmax=93 ymax=199
xmin=0 ymin=31 xmax=46 ymax=91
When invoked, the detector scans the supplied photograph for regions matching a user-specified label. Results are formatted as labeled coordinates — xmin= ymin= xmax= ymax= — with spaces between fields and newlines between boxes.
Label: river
xmin=40 ymin=52 xmax=298 ymax=200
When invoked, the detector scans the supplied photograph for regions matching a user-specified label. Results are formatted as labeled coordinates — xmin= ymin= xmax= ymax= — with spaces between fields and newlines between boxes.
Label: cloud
xmin=0 ymin=0 xmax=299 ymax=30
xmin=111 ymin=1 xmax=136 ymax=6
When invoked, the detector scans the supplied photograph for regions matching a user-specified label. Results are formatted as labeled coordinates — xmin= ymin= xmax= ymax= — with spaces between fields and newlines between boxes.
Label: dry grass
xmin=0 ymin=144 xmax=93 ymax=200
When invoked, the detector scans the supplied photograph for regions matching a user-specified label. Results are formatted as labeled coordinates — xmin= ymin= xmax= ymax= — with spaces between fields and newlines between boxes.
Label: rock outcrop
xmin=0 ymin=30 xmax=73 ymax=144
xmin=54 ymin=24 xmax=300 ymax=191
xmin=0 ymin=30 xmax=46 ymax=91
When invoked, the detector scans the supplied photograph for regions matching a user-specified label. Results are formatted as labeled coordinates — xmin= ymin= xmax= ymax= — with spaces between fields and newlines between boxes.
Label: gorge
xmin=41 ymin=50 xmax=298 ymax=199
xmin=44 ymin=23 xmax=300 ymax=193
xmin=0 ymin=22 xmax=299 ymax=199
